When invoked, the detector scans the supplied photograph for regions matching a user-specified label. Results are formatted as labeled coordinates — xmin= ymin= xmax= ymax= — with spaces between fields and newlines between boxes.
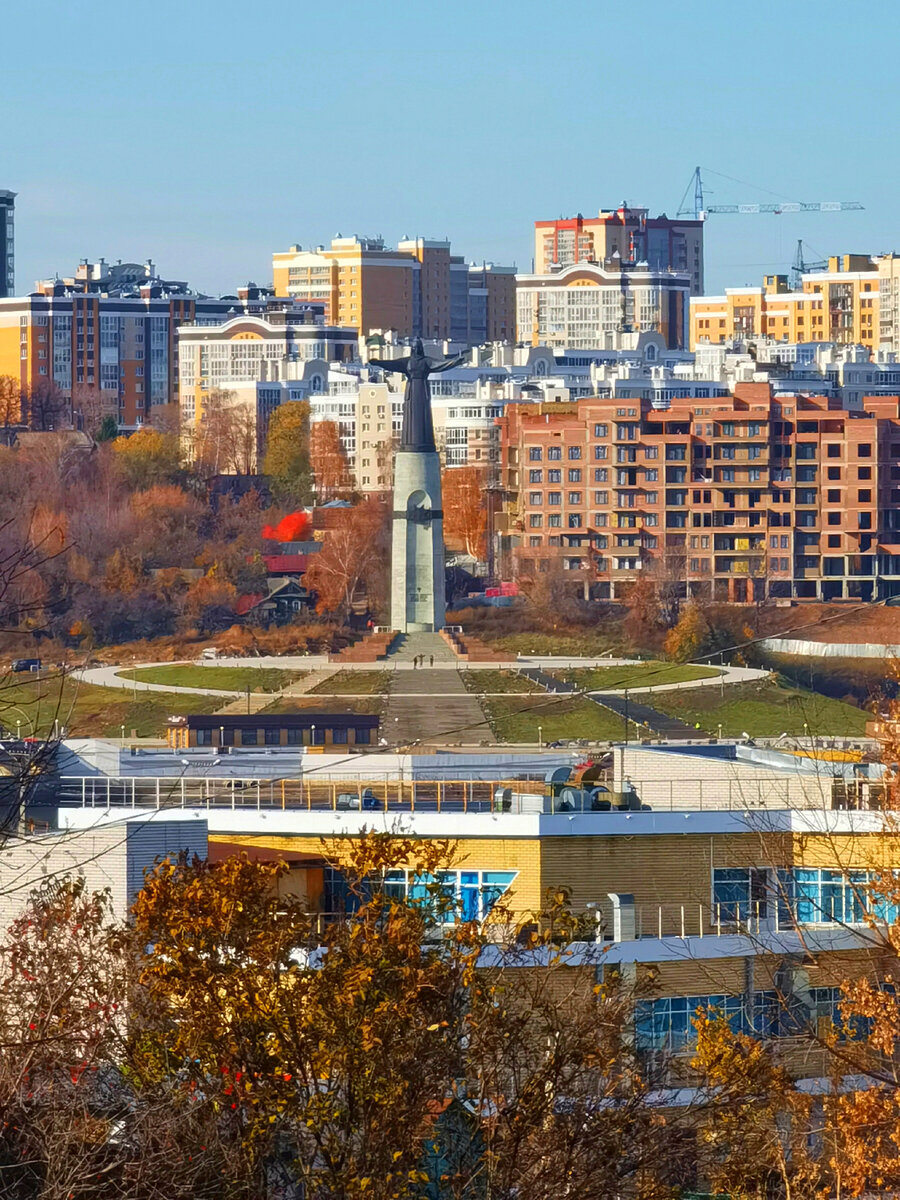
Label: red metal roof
xmin=263 ymin=554 xmax=308 ymax=573
xmin=235 ymin=592 xmax=265 ymax=615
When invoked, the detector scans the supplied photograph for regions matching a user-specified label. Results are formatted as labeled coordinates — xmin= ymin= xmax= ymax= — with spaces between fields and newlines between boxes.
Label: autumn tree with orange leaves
xmin=310 ymin=419 xmax=350 ymax=500
xmin=441 ymin=465 xmax=488 ymax=561
xmin=127 ymin=833 xmax=690 ymax=1200
xmin=303 ymin=497 xmax=389 ymax=621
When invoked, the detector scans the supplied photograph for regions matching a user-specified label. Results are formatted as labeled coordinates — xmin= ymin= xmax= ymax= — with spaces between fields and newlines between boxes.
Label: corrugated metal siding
xmin=127 ymin=820 xmax=208 ymax=904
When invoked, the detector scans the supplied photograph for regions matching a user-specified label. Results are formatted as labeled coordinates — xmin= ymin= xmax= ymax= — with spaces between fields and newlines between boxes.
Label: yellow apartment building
xmin=691 ymin=255 xmax=881 ymax=350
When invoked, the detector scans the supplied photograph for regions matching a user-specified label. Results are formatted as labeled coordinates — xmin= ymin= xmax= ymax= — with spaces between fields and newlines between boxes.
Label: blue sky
xmin=3 ymin=0 xmax=897 ymax=297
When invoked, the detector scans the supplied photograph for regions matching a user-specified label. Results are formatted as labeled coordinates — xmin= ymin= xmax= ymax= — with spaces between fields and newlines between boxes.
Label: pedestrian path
xmin=383 ymin=636 xmax=494 ymax=746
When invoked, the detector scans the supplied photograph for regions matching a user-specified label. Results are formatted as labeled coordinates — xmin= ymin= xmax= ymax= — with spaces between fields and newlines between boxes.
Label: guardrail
xmin=54 ymin=774 xmax=877 ymax=815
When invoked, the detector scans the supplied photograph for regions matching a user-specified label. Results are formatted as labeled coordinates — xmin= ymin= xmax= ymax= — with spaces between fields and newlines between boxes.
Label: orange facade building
xmin=534 ymin=206 xmax=704 ymax=295
xmin=498 ymin=383 xmax=900 ymax=603
xmin=0 ymin=286 xmax=262 ymax=429
xmin=272 ymin=235 xmax=515 ymax=343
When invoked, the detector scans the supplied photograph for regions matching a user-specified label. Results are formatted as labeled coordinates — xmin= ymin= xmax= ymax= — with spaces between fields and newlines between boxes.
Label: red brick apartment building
xmin=497 ymin=383 xmax=900 ymax=603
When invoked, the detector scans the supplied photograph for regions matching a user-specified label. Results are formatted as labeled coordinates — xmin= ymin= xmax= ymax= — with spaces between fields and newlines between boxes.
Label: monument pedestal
xmin=391 ymin=449 xmax=445 ymax=633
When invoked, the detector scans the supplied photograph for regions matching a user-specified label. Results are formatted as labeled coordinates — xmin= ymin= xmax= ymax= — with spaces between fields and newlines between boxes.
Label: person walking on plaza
xmin=430 ymin=654 xmax=434 ymax=667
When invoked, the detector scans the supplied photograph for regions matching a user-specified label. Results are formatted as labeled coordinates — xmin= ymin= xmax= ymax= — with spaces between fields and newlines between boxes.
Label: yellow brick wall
xmin=640 ymin=956 xmax=748 ymax=997
xmin=211 ymin=834 xmax=544 ymax=919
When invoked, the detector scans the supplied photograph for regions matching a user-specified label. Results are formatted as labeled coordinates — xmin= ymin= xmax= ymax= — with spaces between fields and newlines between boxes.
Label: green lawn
xmin=309 ymin=671 xmax=392 ymax=695
xmin=0 ymin=675 xmax=215 ymax=739
xmin=461 ymin=670 xmax=539 ymax=694
xmin=122 ymin=664 xmax=303 ymax=692
xmin=485 ymin=633 xmax=627 ymax=658
xmin=261 ymin=695 xmax=383 ymax=716
xmin=648 ymin=678 xmax=869 ymax=739
xmin=483 ymin=693 xmax=642 ymax=744
xmin=555 ymin=663 xmax=720 ymax=691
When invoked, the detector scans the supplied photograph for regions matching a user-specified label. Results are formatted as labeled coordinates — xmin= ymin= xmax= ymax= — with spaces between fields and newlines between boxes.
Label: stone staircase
xmin=329 ymin=630 xmax=398 ymax=663
xmin=214 ymin=691 xmax=276 ymax=716
xmin=387 ymin=631 xmax=457 ymax=664
xmin=442 ymin=628 xmax=515 ymax=663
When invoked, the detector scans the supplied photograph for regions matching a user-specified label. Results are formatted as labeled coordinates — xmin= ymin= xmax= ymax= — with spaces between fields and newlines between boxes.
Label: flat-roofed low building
xmin=178 ymin=712 xmax=379 ymax=750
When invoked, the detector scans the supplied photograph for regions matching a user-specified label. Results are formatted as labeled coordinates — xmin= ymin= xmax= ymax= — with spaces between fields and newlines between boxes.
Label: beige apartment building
xmin=272 ymin=235 xmax=515 ymax=344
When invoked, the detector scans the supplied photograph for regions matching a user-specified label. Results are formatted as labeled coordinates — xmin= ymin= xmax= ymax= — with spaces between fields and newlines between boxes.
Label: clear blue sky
xmin=3 ymin=0 xmax=897 ymax=298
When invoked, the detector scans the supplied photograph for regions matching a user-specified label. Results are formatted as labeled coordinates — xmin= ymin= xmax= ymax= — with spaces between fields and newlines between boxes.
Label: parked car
xmin=336 ymin=789 xmax=379 ymax=811
xmin=12 ymin=658 xmax=41 ymax=673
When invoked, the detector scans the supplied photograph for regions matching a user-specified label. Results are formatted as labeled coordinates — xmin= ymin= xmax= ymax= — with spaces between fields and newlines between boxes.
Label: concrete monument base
xmin=391 ymin=449 xmax=445 ymax=633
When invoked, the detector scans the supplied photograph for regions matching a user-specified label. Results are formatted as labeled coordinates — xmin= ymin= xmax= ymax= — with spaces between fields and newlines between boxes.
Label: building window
xmin=354 ymin=728 xmax=371 ymax=745
xmin=568 ymin=513 xmax=582 ymax=528
xmin=635 ymin=994 xmax=760 ymax=1051
xmin=547 ymin=446 xmax=562 ymax=461
xmin=529 ymin=492 xmax=542 ymax=505
xmin=713 ymin=868 xmax=769 ymax=923
xmin=240 ymin=729 xmax=258 ymax=746
xmin=568 ymin=446 xmax=582 ymax=460
xmin=529 ymin=469 xmax=543 ymax=483
xmin=528 ymin=447 xmax=542 ymax=461
xmin=548 ymin=492 xmax=561 ymax=505
xmin=776 ymin=868 xmax=895 ymax=927
xmin=529 ymin=514 xmax=542 ymax=528
xmin=264 ymin=727 xmax=280 ymax=746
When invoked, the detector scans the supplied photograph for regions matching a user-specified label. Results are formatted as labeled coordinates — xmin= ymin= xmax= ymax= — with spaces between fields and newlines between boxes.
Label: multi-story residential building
xmin=0 ymin=271 xmax=276 ymax=429
xmin=272 ymin=235 xmax=515 ymax=344
xmin=177 ymin=303 xmax=357 ymax=430
xmin=465 ymin=261 xmax=516 ymax=342
xmin=0 ymin=191 xmax=14 ymax=299
xmin=498 ymin=381 xmax=900 ymax=603
xmin=516 ymin=261 xmax=691 ymax=350
xmin=691 ymin=256 xmax=881 ymax=351
xmin=533 ymin=205 xmax=705 ymax=294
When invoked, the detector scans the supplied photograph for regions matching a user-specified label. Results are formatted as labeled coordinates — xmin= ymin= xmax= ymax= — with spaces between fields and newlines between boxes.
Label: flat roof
xmin=187 ymin=713 xmax=379 ymax=730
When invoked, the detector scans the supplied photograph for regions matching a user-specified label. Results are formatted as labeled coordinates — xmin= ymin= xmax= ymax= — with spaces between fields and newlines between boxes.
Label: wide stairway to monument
xmin=383 ymin=633 xmax=495 ymax=746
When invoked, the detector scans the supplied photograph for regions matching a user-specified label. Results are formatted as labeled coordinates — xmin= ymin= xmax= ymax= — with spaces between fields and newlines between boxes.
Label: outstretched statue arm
xmin=428 ymin=353 xmax=467 ymax=373
xmin=368 ymin=356 xmax=410 ymax=374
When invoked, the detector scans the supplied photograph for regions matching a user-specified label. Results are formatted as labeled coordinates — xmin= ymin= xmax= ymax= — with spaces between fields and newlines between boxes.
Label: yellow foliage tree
xmin=663 ymin=599 xmax=709 ymax=663
xmin=262 ymin=401 xmax=312 ymax=502
xmin=112 ymin=427 xmax=183 ymax=490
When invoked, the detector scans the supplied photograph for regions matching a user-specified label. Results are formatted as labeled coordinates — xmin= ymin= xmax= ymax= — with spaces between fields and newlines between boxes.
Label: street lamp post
xmin=538 ymin=725 xmax=543 ymax=749
xmin=219 ymin=725 xmax=225 ymax=749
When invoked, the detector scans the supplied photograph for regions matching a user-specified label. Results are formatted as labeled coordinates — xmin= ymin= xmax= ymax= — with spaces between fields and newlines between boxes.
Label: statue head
xmin=413 ymin=338 xmax=425 ymax=358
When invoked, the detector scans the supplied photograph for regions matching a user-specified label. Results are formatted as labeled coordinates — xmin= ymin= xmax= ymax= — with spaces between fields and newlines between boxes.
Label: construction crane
xmin=677 ymin=167 xmax=864 ymax=221
xmin=791 ymin=239 xmax=829 ymax=289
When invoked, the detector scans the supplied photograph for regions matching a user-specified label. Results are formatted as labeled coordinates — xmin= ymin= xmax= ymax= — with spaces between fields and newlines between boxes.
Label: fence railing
xmin=54 ymin=774 xmax=880 ymax=815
